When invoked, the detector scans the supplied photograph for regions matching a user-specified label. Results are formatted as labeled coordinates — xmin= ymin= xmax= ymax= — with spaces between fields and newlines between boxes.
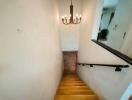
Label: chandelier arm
xmin=73 ymin=19 xmax=81 ymax=24
xmin=64 ymin=22 xmax=70 ymax=25
xmin=62 ymin=19 xmax=71 ymax=25
xmin=73 ymin=22 xmax=81 ymax=24
xmin=65 ymin=18 xmax=67 ymax=24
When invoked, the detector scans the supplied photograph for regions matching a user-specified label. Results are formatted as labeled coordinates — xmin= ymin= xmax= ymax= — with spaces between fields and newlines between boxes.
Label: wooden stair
xmin=54 ymin=74 xmax=99 ymax=100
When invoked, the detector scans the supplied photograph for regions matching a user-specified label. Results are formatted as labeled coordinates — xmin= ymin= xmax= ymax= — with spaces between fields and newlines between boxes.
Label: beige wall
xmin=121 ymin=21 xmax=132 ymax=58
xmin=78 ymin=0 xmax=132 ymax=100
xmin=0 ymin=0 xmax=63 ymax=100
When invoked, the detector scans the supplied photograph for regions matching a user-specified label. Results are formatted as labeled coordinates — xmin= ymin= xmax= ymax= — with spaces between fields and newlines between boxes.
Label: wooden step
xmin=59 ymin=86 xmax=89 ymax=90
xmin=57 ymin=90 xmax=94 ymax=95
xmin=63 ymin=78 xmax=79 ymax=79
xmin=62 ymin=79 xmax=81 ymax=81
xmin=63 ymin=76 xmax=79 ymax=78
xmin=61 ymin=80 xmax=83 ymax=83
xmin=61 ymin=82 xmax=83 ymax=84
xmin=62 ymin=77 xmax=80 ymax=79
xmin=55 ymin=73 xmax=99 ymax=100
xmin=60 ymin=82 xmax=86 ymax=86
xmin=55 ymin=95 xmax=99 ymax=100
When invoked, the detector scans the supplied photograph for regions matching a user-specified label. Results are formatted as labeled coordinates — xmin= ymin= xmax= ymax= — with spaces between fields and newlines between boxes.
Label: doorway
xmin=63 ymin=51 xmax=77 ymax=74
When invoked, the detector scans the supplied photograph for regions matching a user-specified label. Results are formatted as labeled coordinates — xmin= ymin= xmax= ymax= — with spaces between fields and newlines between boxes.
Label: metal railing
xmin=77 ymin=63 xmax=129 ymax=72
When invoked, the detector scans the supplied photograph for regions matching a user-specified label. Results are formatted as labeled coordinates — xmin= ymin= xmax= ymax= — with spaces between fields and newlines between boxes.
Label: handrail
xmin=77 ymin=63 xmax=129 ymax=72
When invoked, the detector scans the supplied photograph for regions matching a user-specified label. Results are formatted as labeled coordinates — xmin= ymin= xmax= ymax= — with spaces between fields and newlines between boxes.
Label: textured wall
xmin=0 ymin=0 xmax=63 ymax=100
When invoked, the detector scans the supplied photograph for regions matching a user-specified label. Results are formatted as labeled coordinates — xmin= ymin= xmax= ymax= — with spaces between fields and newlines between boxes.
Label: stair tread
xmin=61 ymin=81 xmax=83 ymax=83
xmin=57 ymin=90 xmax=94 ymax=95
xmin=60 ymin=83 xmax=86 ymax=85
xmin=59 ymin=86 xmax=89 ymax=90
xmin=60 ymin=84 xmax=86 ymax=86
xmin=59 ymin=86 xmax=88 ymax=87
xmin=55 ymin=95 xmax=99 ymax=100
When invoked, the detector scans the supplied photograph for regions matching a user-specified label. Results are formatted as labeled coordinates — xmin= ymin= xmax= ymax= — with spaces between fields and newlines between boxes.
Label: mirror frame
xmin=92 ymin=40 xmax=132 ymax=65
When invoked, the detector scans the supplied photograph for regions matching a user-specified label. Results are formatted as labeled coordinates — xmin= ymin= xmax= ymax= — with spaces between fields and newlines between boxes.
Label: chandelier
xmin=61 ymin=0 xmax=82 ymax=25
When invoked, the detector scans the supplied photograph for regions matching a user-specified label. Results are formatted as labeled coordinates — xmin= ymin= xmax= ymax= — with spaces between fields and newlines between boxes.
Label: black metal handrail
xmin=77 ymin=63 xmax=129 ymax=72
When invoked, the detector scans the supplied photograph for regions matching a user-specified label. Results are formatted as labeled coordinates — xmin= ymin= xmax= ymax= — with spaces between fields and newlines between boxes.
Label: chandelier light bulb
xmin=76 ymin=14 xmax=78 ymax=17
xmin=79 ymin=14 xmax=82 ymax=18
xmin=61 ymin=0 xmax=82 ymax=25
xmin=62 ymin=16 xmax=64 ymax=19
xmin=64 ymin=15 xmax=67 ymax=18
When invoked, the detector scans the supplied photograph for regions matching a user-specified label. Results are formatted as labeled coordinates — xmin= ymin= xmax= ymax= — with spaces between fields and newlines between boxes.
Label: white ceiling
xmin=103 ymin=0 xmax=119 ymax=8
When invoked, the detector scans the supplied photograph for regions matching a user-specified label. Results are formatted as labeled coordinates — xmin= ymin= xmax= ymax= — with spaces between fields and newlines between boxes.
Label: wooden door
xmin=63 ymin=51 xmax=77 ymax=74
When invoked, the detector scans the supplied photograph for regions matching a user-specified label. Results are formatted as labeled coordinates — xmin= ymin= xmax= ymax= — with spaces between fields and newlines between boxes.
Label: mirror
xmin=95 ymin=0 xmax=132 ymax=63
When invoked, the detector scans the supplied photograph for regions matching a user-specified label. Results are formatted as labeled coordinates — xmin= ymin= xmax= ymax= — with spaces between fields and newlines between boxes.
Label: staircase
xmin=55 ymin=52 xmax=99 ymax=100
xmin=54 ymin=73 xmax=99 ymax=100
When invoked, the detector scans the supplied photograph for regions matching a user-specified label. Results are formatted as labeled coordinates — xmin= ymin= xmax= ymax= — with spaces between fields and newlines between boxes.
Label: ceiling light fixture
xmin=61 ymin=0 xmax=82 ymax=25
